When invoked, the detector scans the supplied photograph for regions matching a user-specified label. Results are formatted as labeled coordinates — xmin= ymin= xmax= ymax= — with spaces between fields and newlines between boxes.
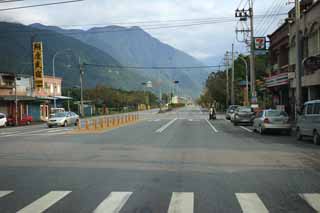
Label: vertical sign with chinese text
xmin=33 ymin=42 xmax=44 ymax=88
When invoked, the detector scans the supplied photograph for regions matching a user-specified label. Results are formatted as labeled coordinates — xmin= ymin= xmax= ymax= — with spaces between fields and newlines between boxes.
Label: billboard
xmin=254 ymin=37 xmax=266 ymax=50
xmin=33 ymin=42 xmax=44 ymax=88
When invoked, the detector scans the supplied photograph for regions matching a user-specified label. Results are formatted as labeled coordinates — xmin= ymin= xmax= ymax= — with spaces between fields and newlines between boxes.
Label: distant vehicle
xmin=232 ymin=106 xmax=255 ymax=126
xmin=296 ymin=100 xmax=320 ymax=145
xmin=50 ymin=108 xmax=65 ymax=117
xmin=0 ymin=113 xmax=7 ymax=127
xmin=7 ymin=115 xmax=33 ymax=126
xmin=47 ymin=111 xmax=79 ymax=128
xmin=226 ymin=105 xmax=240 ymax=120
xmin=253 ymin=109 xmax=291 ymax=135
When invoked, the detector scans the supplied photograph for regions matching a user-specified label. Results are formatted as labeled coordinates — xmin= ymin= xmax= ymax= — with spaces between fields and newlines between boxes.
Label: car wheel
xmin=64 ymin=121 xmax=68 ymax=127
xmin=26 ymin=121 xmax=31 ymax=125
xmin=75 ymin=119 xmax=79 ymax=126
xmin=48 ymin=125 xmax=52 ymax=128
xmin=233 ymin=122 xmax=237 ymax=126
xmin=313 ymin=131 xmax=320 ymax=145
xmin=296 ymin=128 xmax=303 ymax=141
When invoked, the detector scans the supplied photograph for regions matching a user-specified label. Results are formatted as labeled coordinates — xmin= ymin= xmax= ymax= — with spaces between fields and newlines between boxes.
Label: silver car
xmin=226 ymin=105 xmax=239 ymax=120
xmin=47 ymin=111 xmax=79 ymax=128
xmin=296 ymin=100 xmax=320 ymax=144
xmin=231 ymin=106 xmax=255 ymax=125
xmin=253 ymin=109 xmax=291 ymax=135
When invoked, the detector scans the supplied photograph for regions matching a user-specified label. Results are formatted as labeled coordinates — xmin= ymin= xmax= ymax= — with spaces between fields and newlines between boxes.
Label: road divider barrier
xmin=76 ymin=113 xmax=139 ymax=132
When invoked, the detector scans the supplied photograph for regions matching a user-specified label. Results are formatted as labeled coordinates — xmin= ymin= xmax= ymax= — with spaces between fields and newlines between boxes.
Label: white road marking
xmin=240 ymin=126 xmax=253 ymax=133
xmin=0 ymin=131 xmax=20 ymax=135
xmin=156 ymin=118 xmax=177 ymax=133
xmin=2 ymin=128 xmax=52 ymax=137
xmin=0 ymin=191 xmax=13 ymax=198
xmin=299 ymin=193 xmax=320 ymax=212
xmin=17 ymin=191 xmax=71 ymax=213
xmin=236 ymin=193 xmax=269 ymax=213
xmin=93 ymin=192 xmax=132 ymax=213
xmin=205 ymin=119 xmax=218 ymax=133
xmin=168 ymin=192 xmax=194 ymax=213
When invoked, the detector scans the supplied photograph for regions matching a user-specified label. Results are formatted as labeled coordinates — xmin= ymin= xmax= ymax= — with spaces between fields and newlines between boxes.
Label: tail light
xmin=263 ymin=118 xmax=270 ymax=124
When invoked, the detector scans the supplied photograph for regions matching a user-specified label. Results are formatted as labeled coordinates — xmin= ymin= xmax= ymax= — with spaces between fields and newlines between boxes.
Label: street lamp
xmin=52 ymin=48 xmax=71 ymax=109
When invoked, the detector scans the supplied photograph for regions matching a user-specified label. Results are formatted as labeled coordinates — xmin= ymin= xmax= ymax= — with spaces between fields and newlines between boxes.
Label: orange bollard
xmin=93 ymin=119 xmax=97 ymax=130
xmin=85 ymin=120 xmax=89 ymax=130
xmin=100 ymin=118 xmax=103 ymax=129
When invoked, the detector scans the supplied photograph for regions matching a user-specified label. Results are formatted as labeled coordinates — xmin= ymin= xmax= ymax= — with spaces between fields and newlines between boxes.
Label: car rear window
xmin=0 ymin=114 xmax=5 ymax=119
xmin=266 ymin=110 xmax=287 ymax=117
xmin=238 ymin=107 xmax=252 ymax=112
xmin=314 ymin=103 xmax=320 ymax=114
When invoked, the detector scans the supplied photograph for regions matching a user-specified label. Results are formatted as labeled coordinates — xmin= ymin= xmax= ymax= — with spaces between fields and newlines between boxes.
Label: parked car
xmin=0 ymin=113 xmax=7 ymax=127
xmin=296 ymin=100 xmax=320 ymax=144
xmin=232 ymin=106 xmax=255 ymax=126
xmin=50 ymin=107 xmax=65 ymax=117
xmin=253 ymin=109 xmax=291 ymax=135
xmin=7 ymin=115 xmax=33 ymax=126
xmin=47 ymin=111 xmax=79 ymax=128
xmin=226 ymin=105 xmax=239 ymax=120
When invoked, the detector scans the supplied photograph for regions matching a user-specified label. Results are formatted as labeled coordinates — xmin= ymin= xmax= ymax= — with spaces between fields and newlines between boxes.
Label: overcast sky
xmin=0 ymin=0 xmax=292 ymax=63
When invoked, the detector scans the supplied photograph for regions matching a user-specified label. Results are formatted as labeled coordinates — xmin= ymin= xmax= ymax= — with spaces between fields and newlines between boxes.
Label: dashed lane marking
xmin=236 ymin=193 xmax=269 ymax=213
xmin=168 ymin=192 xmax=194 ymax=213
xmin=240 ymin=126 xmax=253 ymax=133
xmin=299 ymin=193 xmax=320 ymax=212
xmin=155 ymin=118 xmax=178 ymax=133
xmin=205 ymin=119 xmax=218 ymax=133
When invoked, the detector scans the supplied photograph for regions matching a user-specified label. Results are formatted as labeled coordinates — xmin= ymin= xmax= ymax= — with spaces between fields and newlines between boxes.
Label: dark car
xmin=232 ymin=106 xmax=255 ymax=126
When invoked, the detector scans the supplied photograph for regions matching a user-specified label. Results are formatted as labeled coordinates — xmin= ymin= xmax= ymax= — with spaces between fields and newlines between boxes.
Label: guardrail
xmin=77 ymin=113 xmax=139 ymax=131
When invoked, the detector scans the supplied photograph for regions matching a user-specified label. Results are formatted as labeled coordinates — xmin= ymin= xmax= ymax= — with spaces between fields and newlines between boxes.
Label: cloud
xmin=0 ymin=0 xmax=292 ymax=61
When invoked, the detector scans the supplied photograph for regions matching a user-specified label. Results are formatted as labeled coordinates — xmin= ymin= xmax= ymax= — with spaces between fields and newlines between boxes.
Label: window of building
xmin=308 ymin=23 xmax=320 ymax=56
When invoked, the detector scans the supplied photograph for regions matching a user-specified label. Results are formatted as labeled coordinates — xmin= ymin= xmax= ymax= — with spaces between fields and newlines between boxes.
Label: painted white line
xmin=17 ymin=191 xmax=71 ymax=213
xmin=205 ymin=119 xmax=218 ymax=133
xmin=0 ymin=191 xmax=13 ymax=198
xmin=2 ymin=128 xmax=52 ymax=137
xmin=168 ymin=192 xmax=194 ymax=213
xmin=0 ymin=131 xmax=20 ymax=135
xmin=300 ymin=193 xmax=320 ymax=212
xmin=93 ymin=192 xmax=132 ymax=213
xmin=236 ymin=193 xmax=269 ymax=213
xmin=156 ymin=118 xmax=177 ymax=133
xmin=240 ymin=126 xmax=253 ymax=133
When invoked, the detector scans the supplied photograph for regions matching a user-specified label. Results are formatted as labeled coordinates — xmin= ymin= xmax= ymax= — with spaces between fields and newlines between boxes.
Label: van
xmin=296 ymin=100 xmax=320 ymax=144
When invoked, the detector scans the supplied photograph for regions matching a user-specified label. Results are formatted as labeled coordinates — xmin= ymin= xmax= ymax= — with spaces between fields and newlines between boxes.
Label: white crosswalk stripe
xmin=17 ymin=191 xmax=71 ymax=213
xmin=93 ymin=192 xmax=132 ymax=213
xmin=0 ymin=190 xmax=319 ymax=212
xmin=168 ymin=192 xmax=194 ymax=213
xmin=299 ymin=193 xmax=320 ymax=212
xmin=236 ymin=193 xmax=269 ymax=213
xmin=0 ymin=191 xmax=13 ymax=198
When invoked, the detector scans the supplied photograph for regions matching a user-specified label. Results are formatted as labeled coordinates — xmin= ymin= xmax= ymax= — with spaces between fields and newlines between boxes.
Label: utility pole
xmin=235 ymin=0 xmax=256 ymax=104
xmin=249 ymin=0 xmax=256 ymax=101
xmin=14 ymin=74 xmax=18 ymax=126
xmin=295 ymin=0 xmax=302 ymax=117
xmin=224 ymin=52 xmax=230 ymax=107
xmin=79 ymin=58 xmax=84 ymax=117
xmin=231 ymin=43 xmax=235 ymax=105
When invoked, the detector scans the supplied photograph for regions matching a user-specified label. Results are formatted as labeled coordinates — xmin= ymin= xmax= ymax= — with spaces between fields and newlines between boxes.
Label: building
xmin=267 ymin=22 xmax=292 ymax=114
xmin=0 ymin=73 xmax=64 ymax=122
xmin=288 ymin=0 xmax=320 ymax=108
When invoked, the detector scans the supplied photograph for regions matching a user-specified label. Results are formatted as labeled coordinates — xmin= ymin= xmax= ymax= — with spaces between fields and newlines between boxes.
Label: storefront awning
xmin=265 ymin=72 xmax=289 ymax=88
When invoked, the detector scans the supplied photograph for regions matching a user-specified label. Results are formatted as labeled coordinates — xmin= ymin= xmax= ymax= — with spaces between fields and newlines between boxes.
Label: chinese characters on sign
xmin=33 ymin=42 xmax=44 ymax=88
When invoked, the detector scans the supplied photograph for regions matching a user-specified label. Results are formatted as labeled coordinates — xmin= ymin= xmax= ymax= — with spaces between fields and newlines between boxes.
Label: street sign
xmin=32 ymin=42 xmax=44 ymax=88
xmin=303 ymin=56 xmax=320 ymax=71
xmin=254 ymin=37 xmax=266 ymax=50
xmin=251 ymin=96 xmax=257 ymax=104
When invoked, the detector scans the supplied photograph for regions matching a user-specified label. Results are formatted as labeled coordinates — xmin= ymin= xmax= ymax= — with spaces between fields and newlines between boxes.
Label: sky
xmin=0 ymin=0 xmax=293 ymax=64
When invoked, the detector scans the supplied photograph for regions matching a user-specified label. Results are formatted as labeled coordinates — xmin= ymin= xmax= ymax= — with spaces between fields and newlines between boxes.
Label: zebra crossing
xmin=0 ymin=190 xmax=319 ymax=212
xmin=0 ymin=127 xmax=73 ymax=138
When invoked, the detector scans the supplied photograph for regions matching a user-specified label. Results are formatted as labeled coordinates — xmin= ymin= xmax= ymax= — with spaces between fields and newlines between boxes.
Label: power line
xmin=0 ymin=0 xmax=26 ymax=3
xmin=83 ymin=63 xmax=226 ymax=70
xmin=0 ymin=0 xmax=84 ymax=11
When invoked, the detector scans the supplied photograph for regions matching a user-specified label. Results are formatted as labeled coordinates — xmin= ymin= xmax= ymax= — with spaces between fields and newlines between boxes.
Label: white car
xmin=47 ymin=111 xmax=79 ymax=128
xmin=0 ymin=113 xmax=7 ymax=127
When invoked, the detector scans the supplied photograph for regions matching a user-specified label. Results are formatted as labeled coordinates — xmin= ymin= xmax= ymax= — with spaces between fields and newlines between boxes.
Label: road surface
xmin=0 ymin=106 xmax=320 ymax=212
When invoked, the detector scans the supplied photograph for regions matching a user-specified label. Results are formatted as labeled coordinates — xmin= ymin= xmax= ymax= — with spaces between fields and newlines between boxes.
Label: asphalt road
xmin=0 ymin=106 xmax=320 ymax=212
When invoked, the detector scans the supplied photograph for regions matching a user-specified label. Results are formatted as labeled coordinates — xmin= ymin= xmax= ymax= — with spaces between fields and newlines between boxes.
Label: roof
xmin=304 ymin=100 xmax=320 ymax=104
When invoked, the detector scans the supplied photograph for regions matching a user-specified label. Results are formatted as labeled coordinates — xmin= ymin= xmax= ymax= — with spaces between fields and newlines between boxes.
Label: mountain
xmin=0 ymin=22 xmax=146 ymax=90
xmin=30 ymin=23 xmax=210 ymax=97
